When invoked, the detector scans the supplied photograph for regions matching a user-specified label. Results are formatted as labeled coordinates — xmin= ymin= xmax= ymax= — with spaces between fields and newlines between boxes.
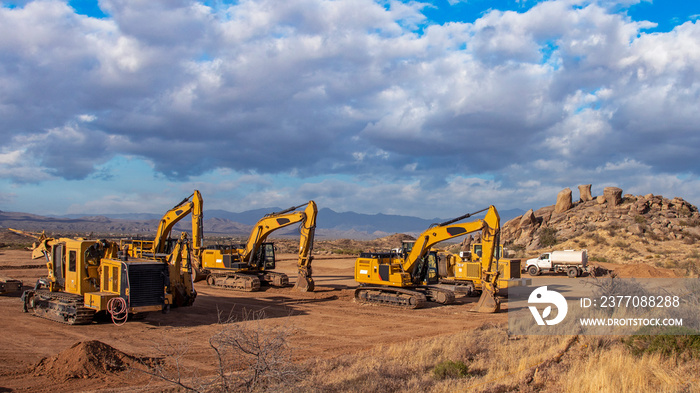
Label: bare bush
xmin=137 ymin=309 xmax=299 ymax=393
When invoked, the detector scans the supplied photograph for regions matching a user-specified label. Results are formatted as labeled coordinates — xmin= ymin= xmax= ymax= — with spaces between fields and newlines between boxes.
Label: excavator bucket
xmin=294 ymin=264 xmax=314 ymax=292
xmin=294 ymin=274 xmax=314 ymax=292
xmin=475 ymin=286 xmax=500 ymax=313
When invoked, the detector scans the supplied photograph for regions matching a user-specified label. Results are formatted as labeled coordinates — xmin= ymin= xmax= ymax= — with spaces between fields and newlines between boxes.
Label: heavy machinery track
xmin=423 ymin=286 xmax=456 ymax=305
xmin=438 ymin=279 xmax=480 ymax=296
xmin=259 ymin=271 xmax=289 ymax=287
xmin=354 ymin=286 xmax=427 ymax=309
xmin=23 ymin=289 xmax=95 ymax=325
xmin=206 ymin=272 xmax=262 ymax=292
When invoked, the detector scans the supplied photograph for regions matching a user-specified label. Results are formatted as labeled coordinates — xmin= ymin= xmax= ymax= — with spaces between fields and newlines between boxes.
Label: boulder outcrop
xmin=604 ymin=187 xmax=623 ymax=207
xmin=554 ymin=188 xmax=573 ymax=213
xmin=501 ymin=185 xmax=700 ymax=251
xmin=578 ymin=184 xmax=593 ymax=202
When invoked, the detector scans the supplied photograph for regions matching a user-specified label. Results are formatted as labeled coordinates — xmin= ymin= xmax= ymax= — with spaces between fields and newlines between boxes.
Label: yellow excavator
xmin=12 ymin=230 xmax=173 ymax=325
xmin=199 ymin=201 xmax=317 ymax=292
xmin=354 ymin=206 xmax=501 ymax=312
xmin=120 ymin=191 xmax=202 ymax=307
xmin=437 ymin=242 xmax=522 ymax=296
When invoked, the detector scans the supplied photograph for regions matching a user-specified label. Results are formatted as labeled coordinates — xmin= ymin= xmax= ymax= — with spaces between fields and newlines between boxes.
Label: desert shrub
xmin=589 ymin=256 xmax=608 ymax=263
xmin=613 ymin=241 xmax=630 ymax=249
xmin=586 ymin=233 xmax=608 ymax=246
xmin=508 ymin=244 xmax=526 ymax=257
xmin=432 ymin=360 xmax=470 ymax=380
xmin=625 ymin=329 xmax=700 ymax=360
xmin=676 ymin=259 xmax=700 ymax=276
xmin=142 ymin=310 xmax=299 ymax=393
xmin=539 ymin=227 xmax=558 ymax=247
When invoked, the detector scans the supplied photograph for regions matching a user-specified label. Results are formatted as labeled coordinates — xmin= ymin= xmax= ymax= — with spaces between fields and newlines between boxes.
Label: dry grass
xmin=283 ymin=324 xmax=700 ymax=393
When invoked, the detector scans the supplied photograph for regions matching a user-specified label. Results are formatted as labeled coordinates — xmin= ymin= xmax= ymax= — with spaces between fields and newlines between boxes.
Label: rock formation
xmin=604 ymin=187 xmax=623 ymax=207
xmin=554 ymin=188 xmax=573 ymax=213
xmin=578 ymin=184 xmax=593 ymax=202
xmin=501 ymin=185 xmax=700 ymax=251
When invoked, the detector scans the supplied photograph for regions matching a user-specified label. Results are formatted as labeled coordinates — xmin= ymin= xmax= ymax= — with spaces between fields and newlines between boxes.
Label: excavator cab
xmin=260 ymin=243 xmax=276 ymax=269
xmin=412 ymin=251 xmax=440 ymax=285
xmin=401 ymin=240 xmax=414 ymax=257
xmin=250 ymin=242 xmax=276 ymax=270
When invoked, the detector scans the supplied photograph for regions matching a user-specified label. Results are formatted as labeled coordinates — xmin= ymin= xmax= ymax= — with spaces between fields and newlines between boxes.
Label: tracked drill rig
xmin=19 ymin=232 xmax=172 ymax=325
xmin=354 ymin=206 xmax=502 ymax=312
xmin=199 ymin=201 xmax=318 ymax=292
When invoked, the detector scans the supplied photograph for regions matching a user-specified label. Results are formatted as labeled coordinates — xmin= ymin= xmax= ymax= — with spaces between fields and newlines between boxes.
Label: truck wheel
xmin=567 ymin=267 xmax=578 ymax=278
xmin=528 ymin=266 xmax=539 ymax=276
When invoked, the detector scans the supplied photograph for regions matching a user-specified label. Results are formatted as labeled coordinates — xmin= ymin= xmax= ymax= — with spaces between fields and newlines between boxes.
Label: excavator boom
xmin=152 ymin=191 xmax=203 ymax=257
xmin=294 ymin=201 xmax=317 ymax=292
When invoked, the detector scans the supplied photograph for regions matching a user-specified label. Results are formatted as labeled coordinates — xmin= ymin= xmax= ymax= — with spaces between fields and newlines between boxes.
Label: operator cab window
xmin=69 ymin=250 xmax=77 ymax=272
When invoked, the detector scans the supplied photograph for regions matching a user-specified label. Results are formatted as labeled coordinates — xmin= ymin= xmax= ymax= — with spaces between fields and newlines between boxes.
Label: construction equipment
xmin=0 ymin=229 xmax=28 ymax=295
xmin=354 ymin=206 xmax=502 ymax=312
xmin=199 ymin=201 xmax=317 ymax=292
xmin=438 ymin=242 xmax=522 ymax=296
xmin=120 ymin=191 xmax=202 ymax=307
xmin=0 ymin=277 xmax=22 ymax=295
xmin=20 ymin=233 xmax=172 ymax=325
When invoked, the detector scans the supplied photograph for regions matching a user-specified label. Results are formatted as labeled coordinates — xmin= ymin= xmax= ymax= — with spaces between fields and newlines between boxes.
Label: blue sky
xmin=1 ymin=0 xmax=700 ymax=219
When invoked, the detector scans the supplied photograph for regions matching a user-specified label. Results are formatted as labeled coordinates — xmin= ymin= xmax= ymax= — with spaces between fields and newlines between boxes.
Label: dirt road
xmin=0 ymin=250 xmax=506 ymax=392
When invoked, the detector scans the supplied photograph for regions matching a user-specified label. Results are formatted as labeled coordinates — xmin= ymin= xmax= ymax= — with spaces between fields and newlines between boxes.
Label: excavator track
xmin=423 ymin=286 xmax=456 ymax=305
xmin=259 ymin=272 xmax=289 ymax=287
xmin=438 ymin=279 xmax=479 ymax=296
xmin=22 ymin=289 xmax=95 ymax=325
xmin=206 ymin=272 xmax=262 ymax=292
xmin=354 ymin=286 xmax=427 ymax=309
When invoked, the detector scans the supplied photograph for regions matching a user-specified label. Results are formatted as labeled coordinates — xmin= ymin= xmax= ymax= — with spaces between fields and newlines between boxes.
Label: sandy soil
xmin=0 ymin=250 xmax=508 ymax=392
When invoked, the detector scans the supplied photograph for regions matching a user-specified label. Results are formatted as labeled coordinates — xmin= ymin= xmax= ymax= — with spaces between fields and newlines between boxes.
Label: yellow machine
xmin=438 ymin=243 xmax=521 ymax=296
xmin=120 ymin=191 xmax=202 ymax=307
xmin=20 ymin=233 xmax=172 ymax=325
xmin=199 ymin=201 xmax=317 ymax=292
xmin=354 ymin=206 xmax=501 ymax=312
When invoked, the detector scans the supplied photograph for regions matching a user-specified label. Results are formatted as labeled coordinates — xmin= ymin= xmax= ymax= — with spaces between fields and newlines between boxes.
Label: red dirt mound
xmin=33 ymin=340 xmax=159 ymax=381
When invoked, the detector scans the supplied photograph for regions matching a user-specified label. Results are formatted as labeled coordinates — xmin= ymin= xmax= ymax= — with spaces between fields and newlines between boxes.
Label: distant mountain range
xmin=0 ymin=207 xmax=525 ymax=240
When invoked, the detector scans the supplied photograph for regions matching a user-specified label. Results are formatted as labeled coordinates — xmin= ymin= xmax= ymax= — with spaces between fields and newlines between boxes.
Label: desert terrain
xmin=0 ymin=248 xmax=509 ymax=392
xmin=1 ymin=189 xmax=699 ymax=392
xmin=1 ymin=242 xmax=697 ymax=393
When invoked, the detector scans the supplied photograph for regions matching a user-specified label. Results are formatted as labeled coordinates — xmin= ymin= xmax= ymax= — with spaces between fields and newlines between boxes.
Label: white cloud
xmin=1 ymin=0 xmax=700 ymax=215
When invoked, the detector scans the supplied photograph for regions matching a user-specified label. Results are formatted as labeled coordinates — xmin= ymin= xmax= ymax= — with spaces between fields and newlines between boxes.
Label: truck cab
xmin=529 ymin=252 xmax=553 ymax=269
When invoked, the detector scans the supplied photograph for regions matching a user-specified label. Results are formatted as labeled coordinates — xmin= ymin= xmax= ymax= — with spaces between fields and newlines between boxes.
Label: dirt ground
xmin=0 ymin=250 xmax=509 ymax=392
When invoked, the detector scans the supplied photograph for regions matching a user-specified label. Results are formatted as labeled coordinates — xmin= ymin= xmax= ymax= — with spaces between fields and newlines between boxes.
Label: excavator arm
xmin=239 ymin=201 xmax=318 ymax=291
xmin=402 ymin=205 xmax=501 ymax=313
xmin=473 ymin=206 xmax=501 ymax=313
xmin=294 ymin=201 xmax=317 ymax=292
xmin=404 ymin=218 xmax=490 ymax=274
xmin=152 ymin=190 xmax=203 ymax=256
xmin=241 ymin=204 xmax=304 ymax=262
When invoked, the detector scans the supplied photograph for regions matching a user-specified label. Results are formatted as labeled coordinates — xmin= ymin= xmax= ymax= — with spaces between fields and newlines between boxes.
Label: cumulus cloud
xmin=1 ymin=0 xmax=699 ymax=215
